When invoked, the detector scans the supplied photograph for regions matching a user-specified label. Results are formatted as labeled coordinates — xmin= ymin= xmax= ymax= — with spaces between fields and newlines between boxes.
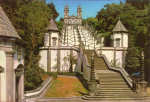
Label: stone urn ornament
xmin=15 ymin=64 xmax=24 ymax=78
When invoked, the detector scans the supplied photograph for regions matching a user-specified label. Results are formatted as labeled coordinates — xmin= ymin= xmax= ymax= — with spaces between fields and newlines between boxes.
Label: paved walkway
xmin=25 ymin=97 xmax=150 ymax=102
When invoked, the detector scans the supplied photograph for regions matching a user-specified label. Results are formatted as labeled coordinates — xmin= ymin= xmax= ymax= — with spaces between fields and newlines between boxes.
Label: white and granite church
xmin=39 ymin=5 xmax=129 ymax=72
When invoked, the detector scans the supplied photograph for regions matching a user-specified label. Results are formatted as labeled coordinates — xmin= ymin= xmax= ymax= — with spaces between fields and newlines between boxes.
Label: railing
xmin=95 ymin=50 xmax=133 ymax=88
xmin=25 ymin=77 xmax=52 ymax=98
xmin=41 ymin=46 xmax=79 ymax=52
xmin=77 ymin=48 xmax=91 ymax=81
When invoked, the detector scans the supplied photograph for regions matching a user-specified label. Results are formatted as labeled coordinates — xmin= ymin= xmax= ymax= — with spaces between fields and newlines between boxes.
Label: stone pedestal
xmin=137 ymin=81 xmax=147 ymax=97
xmin=88 ymin=81 xmax=97 ymax=96
xmin=18 ymin=74 xmax=24 ymax=102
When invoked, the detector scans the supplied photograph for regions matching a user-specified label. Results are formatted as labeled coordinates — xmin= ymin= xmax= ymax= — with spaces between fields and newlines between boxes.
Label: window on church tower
xmin=116 ymin=38 xmax=120 ymax=47
xmin=52 ymin=37 xmax=57 ymax=46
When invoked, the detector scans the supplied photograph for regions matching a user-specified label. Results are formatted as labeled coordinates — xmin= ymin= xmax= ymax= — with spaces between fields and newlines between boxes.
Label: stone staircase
xmin=83 ymin=50 xmax=143 ymax=100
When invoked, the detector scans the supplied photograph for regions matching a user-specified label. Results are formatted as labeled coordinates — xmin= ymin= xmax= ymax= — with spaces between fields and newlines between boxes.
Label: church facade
xmin=39 ymin=6 xmax=129 ymax=72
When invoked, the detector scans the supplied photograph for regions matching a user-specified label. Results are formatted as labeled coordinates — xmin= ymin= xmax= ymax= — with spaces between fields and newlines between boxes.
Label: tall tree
xmin=15 ymin=1 xmax=51 ymax=90
xmin=47 ymin=3 xmax=59 ymax=19
xmin=144 ymin=5 xmax=150 ymax=82
xmin=57 ymin=18 xmax=64 ymax=31
xmin=126 ymin=0 xmax=150 ymax=9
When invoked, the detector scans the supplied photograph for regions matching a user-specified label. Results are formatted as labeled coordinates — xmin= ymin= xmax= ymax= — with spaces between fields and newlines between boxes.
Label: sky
xmin=46 ymin=0 xmax=125 ymax=21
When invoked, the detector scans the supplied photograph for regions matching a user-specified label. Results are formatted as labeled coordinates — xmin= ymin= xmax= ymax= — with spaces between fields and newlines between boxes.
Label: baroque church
xmin=39 ymin=5 xmax=129 ymax=72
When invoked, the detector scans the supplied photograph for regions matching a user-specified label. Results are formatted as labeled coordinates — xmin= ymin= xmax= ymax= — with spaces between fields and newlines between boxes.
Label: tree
xmin=47 ymin=3 xmax=59 ymax=19
xmin=144 ymin=5 xmax=150 ymax=82
xmin=125 ymin=36 xmax=141 ymax=75
xmin=15 ymin=1 xmax=51 ymax=90
xmin=126 ymin=0 xmax=150 ymax=9
xmin=57 ymin=18 xmax=64 ymax=31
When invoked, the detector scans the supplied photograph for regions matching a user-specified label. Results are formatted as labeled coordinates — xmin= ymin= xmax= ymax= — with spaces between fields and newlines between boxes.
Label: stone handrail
xmin=79 ymin=48 xmax=91 ymax=81
xmin=95 ymin=50 xmax=133 ymax=88
xmin=25 ymin=77 xmax=52 ymax=98
xmin=41 ymin=46 xmax=79 ymax=52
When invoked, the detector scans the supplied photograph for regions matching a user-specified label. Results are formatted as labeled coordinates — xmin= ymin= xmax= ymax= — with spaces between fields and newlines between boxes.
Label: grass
xmin=41 ymin=73 xmax=49 ymax=81
xmin=44 ymin=76 xmax=88 ymax=97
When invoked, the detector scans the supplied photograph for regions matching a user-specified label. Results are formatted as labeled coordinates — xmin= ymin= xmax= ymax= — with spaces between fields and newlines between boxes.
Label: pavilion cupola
xmin=44 ymin=19 xmax=59 ymax=47
xmin=112 ymin=19 xmax=128 ymax=48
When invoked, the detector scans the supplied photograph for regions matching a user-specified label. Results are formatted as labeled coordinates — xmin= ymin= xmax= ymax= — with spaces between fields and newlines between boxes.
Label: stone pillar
xmin=88 ymin=52 xmax=97 ymax=96
xmin=113 ymin=48 xmax=116 ymax=67
xmin=47 ymin=49 xmax=51 ymax=72
xmin=136 ymin=52 xmax=147 ymax=97
xmin=57 ymin=36 xmax=61 ymax=72
xmin=18 ymin=74 xmax=24 ymax=102
xmin=6 ymin=51 xmax=15 ymax=102
xmin=47 ymin=33 xmax=51 ymax=72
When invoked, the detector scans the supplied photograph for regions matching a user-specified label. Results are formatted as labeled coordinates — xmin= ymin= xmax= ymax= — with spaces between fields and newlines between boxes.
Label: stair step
xmin=99 ymin=81 xmax=127 ymax=84
xmin=97 ymin=92 xmax=136 ymax=96
xmin=99 ymin=82 xmax=126 ymax=85
xmin=95 ymin=94 xmax=137 ymax=97
xmin=97 ymin=90 xmax=132 ymax=93
xmin=98 ymin=73 xmax=120 ymax=75
xmin=82 ymin=95 xmax=143 ymax=100
xmin=98 ymin=87 xmax=131 ymax=89
xmin=99 ymin=85 xmax=129 ymax=88
xmin=99 ymin=78 xmax=124 ymax=80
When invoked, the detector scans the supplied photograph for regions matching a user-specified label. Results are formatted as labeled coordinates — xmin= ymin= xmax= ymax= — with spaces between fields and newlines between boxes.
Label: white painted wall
xmin=98 ymin=47 xmax=127 ymax=68
xmin=0 ymin=50 xmax=6 ymax=102
xmin=60 ymin=50 xmax=70 ymax=72
xmin=116 ymin=51 xmax=123 ymax=67
xmin=44 ymin=33 xmax=49 ymax=47
xmin=113 ymin=32 xmax=128 ymax=48
xmin=123 ymin=33 xmax=128 ymax=48
xmin=51 ymin=32 xmax=59 ymax=46
xmin=101 ymin=49 xmax=114 ymax=65
xmin=51 ymin=50 xmax=57 ymax=72
xmin=39 ymin=50 xmax=47 ymax=72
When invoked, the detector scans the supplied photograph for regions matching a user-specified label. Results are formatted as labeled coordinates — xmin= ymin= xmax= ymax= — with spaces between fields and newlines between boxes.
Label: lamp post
xmin=88 ymin=28 xmax=97 ymax=96
xmin=138 ymin=51 xmax=147 ymax=96
xmin=140 ymin=51 xmax=145 ymax=81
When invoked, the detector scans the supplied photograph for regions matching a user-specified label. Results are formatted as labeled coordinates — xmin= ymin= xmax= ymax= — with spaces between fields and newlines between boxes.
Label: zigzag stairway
xmin=83 ymin=50 xmax=143 ymax=100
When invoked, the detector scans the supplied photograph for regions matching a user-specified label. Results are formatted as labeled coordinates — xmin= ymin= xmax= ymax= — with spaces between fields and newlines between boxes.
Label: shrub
xmin=47 ymin=72 xmax=58 ymax=79
xmin=58 ymin=72 xmax=77 ymax=76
